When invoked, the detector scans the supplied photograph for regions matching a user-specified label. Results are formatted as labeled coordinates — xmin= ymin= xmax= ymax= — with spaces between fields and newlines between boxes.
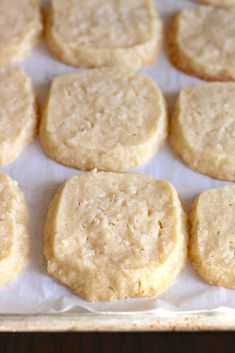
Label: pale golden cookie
xmin=46 ymin=0 xmax=162 ymax=69
xmin=168 ymin=6 xmax=235 ymax=81
xmin=0 ymin=0 xmax=42 ymax=66
xmin=189 ymin=185 xmax=235 ymax=288
xmin=39 ymin=68 xmax=167 ymax=172
xmin=0 ymin=173 xmax=29 ymax=287
xmin=195 ymin=0 xmax=235 ymax=7
xmin=0 ymin=67 xmax=38 ymax=166
xmin=170 ymin=83 xmax=235 ymax=181
xmin=44 ymin=170 xmax=188 ymax=302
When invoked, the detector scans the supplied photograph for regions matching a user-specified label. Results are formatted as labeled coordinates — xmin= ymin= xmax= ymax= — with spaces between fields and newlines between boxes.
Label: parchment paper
xmin=0 ymin=0 xmax=233 ymax=314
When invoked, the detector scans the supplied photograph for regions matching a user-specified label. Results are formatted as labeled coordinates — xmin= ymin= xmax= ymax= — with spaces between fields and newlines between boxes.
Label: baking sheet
xmin=0 ymin=0 xmax=233 ymax=315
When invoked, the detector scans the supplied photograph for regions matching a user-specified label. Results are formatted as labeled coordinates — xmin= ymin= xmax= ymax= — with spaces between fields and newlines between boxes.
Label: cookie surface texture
xmin=170 ymin=83 xmax=235 ymax=181
xmin=0 ymin=67 xmax=37 ymax=166
xmin=46 ymin=0 xmax=162 ymax=69
xmin=0 ymin=173 xmax=29 ymax=286
xmin=44 ymin=170 xmax=188 ymax=301
xmin=168 ymin=6 xmax=235 ymax=81
xmin=190 ymin=186 xmax=235 ymax=288
xmin=39 ymin=68 xmax=167 ymax=172
xmin=0 ymin=0 xmax=42 ymax=65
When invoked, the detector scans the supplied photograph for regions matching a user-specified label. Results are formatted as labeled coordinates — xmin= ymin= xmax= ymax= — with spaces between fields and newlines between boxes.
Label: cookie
xmin=45 ymin=0 xmax=162 ymax=69
xmin=168 ymin=6 xmax=235 ymax=81
xmin=39 ymin=68 xmax=167 ymax=172
xmin=194 ymin=0 xmax=235 ymax=6
xmin=0 ymin=0 xmax=42 ymax=66
xmin=170 ymin=83 xmax=235 ymax=181
xmin=0 ymin=173 xmax=29 ymax=287
xmin=0 ymin=67 xmax=38 ymax=166
xmin=44 ymin=170 xmax=188 ymax=301
xmin=189 ymin=185 xmax=235 ymax=288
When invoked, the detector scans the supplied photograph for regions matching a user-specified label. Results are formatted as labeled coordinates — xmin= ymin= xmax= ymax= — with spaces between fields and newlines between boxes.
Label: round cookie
xmin=0 ymin=173 xmax=29 ymax=287
xmin=0 ymin=0 xmax=42 ymax=66
xmin=44 ymin=170 xmax=188 ymax=302
xmin=189 ymin=185 xmax=235 ymax=288
xmin=168 ymin=6 xmax=235 ymax=81
xmin=0 ymin=67 xmax=38 ymax=166
xmin=170 ymin=83 xmax=235 ymax=181
xmin=45 ymin=0 xmax=162 ymax=69
xmin=39 ymin=68 xmax=167 ymax=172
xmin=194 ymin=0 xmax=235 ymax=7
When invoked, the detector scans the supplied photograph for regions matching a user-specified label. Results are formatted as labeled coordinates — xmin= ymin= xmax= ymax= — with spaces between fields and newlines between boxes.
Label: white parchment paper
xmin=0 ymin=0 xmax=233 ymax=314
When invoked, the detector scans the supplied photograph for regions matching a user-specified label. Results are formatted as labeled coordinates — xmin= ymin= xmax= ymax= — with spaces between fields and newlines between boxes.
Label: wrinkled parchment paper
xmin=0 ymin=0 xmax=233 ymax=314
